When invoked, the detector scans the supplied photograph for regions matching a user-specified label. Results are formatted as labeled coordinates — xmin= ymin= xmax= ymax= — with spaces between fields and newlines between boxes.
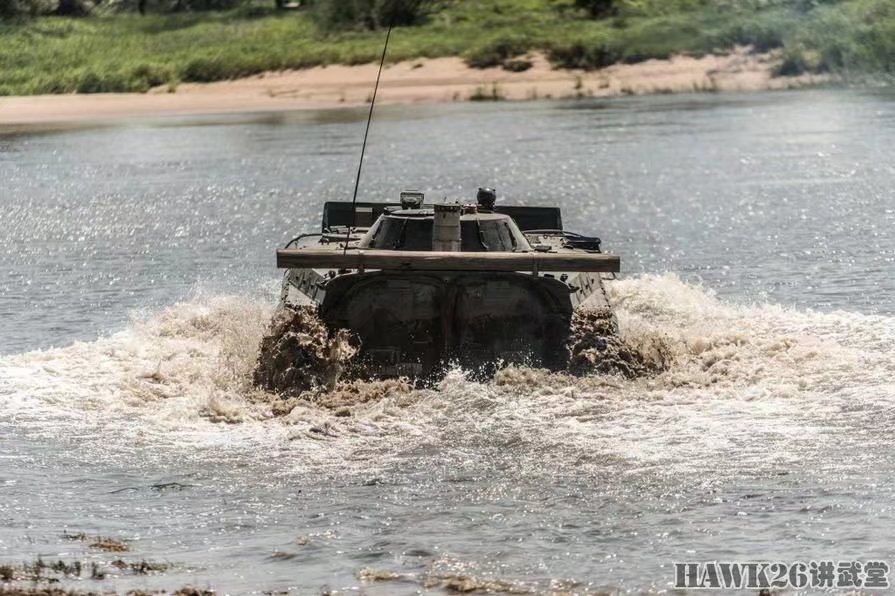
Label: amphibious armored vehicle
xmin=257 ymin=188 xmax=619 ymax=383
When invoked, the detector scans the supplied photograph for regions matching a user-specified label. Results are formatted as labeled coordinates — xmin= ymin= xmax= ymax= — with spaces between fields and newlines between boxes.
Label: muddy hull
xmin=319 ymin=270 xmax=578 ymax=378
xmin=264 ymin=200 xmax=618 ymax=383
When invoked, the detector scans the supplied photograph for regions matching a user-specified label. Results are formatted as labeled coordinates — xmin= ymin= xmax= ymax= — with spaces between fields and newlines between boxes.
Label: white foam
xmin=1 ymin=274 xmax=892 ymax=476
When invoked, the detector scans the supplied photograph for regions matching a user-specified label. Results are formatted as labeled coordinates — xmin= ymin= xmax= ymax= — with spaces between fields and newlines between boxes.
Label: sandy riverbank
xmin=0 ymin=48 xmax=826 ymax=125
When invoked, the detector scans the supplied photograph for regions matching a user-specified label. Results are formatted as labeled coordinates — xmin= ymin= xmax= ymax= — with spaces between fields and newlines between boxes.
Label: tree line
xmin=0 ymin=0 xmax=845 ymax=26
xmin=0 ymin=0 xmax=433 ymax=22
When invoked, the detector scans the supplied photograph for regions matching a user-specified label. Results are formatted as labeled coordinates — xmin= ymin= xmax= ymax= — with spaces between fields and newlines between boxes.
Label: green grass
xmin=0 ymin=0 xmax=893 ymax=96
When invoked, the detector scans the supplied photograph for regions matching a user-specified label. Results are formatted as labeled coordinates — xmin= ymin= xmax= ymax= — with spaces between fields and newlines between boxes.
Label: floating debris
xmin=61 ymin=531 xmax=129 ymax=553
xmin=89 ymin=538 xmax=128 ymax=553
xmin=0 ymin=588 xmax=214 ymax=596
xmin=356 ymin=568 xmax=414 ymax=583
xmin=0 ymin=590 xmax=83 ymax=596
xmin=422 ymin=574 xmax=531 ymax=594
xmin=357 ymin=568 xmax=533 ymax=594
xmin=111 ymin=559 xmax=171 ymax=575
xmin=0 ymin=554 xmax=175 ymax=591
xmin=150 ymin=481 xmax=195 ymax=493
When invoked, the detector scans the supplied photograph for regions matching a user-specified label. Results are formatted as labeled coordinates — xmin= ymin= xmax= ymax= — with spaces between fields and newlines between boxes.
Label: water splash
xmin=0 ymin=294 xmax=274 ymax=430
xmin=252 ymin=305 xmax=356 ymax=396
xmin=1 ymin=274 xmax=892 ymax=476
xmin=568 ymin=306 xmax=673 ymax=377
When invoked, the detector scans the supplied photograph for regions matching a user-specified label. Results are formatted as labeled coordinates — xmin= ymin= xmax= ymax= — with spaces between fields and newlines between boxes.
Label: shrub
xmin=55 ymin=0 xmax=90 ymax=15
xmin=311 ymin=0 xmax=430 ymax=30
xmin=0 ymin=0 xmax=20 ymax=15
xmin=168 ymin=0 xmax=242 ymax=11
xmin=502 ymin=58 xmax=533 ymax=72
xmin=547 ymin=38 xmax=621 ymax=69
xmin=129 ymin=63 xmax=175 ymax=90
xmin=709 ymin=9 xmax=795 ymax=52
xmin=464 ymin=34 xmax=530 ymax=68
xmin=780 ymin=0 xmax=895 ymax=76
xmin=181 ymin=55 xmax=236 ymax=81
xmin=574 ymin=0 xmax=614 ymax=18
xmin=1 ymin=0 xmax=59 ymax=16
xmin=75 ymin=69 xmax=130 ymax=92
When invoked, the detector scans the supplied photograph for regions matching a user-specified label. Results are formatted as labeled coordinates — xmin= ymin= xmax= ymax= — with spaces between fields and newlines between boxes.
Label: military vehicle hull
xmin=261 ymin=200 xmax=618 ymax=383
xmin=285 ymin=268 xmax=593 ymax=378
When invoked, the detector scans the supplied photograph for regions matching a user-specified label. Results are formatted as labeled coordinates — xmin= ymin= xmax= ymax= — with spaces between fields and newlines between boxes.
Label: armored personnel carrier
xmin=255 ymin=188 xmax=619 ymax=385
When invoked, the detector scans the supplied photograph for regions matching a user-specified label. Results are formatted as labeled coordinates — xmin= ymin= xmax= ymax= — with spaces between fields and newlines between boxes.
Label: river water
xmin=1 ymin=89 xmax=893 ymax=594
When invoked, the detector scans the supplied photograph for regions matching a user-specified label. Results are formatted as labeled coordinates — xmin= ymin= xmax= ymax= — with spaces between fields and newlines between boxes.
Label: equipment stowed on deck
xmin=319 ymin=200 xmax=566 ymax=234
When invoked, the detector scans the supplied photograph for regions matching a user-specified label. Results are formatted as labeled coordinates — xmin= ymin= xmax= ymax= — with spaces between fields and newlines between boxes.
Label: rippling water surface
xmin=1 ymin=89 xmax=894 ymax=594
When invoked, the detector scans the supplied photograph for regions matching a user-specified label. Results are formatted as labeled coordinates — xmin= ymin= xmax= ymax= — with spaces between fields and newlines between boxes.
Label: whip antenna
xmin=344 ymin=22 xmax=393 ymax=255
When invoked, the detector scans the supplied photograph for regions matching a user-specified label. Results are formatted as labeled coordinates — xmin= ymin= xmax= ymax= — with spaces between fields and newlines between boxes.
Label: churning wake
xmin=1 ymin=274 xmax=893 ymax=475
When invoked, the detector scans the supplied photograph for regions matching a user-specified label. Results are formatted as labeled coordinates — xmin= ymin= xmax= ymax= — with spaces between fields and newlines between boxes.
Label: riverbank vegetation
xmin=0 ymin=0 xmax=892 ymax=95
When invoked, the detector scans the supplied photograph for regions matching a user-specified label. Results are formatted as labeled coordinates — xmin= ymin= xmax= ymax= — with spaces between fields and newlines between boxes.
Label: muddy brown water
xmin=1 ymin=89 xmax=894 ymax=593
